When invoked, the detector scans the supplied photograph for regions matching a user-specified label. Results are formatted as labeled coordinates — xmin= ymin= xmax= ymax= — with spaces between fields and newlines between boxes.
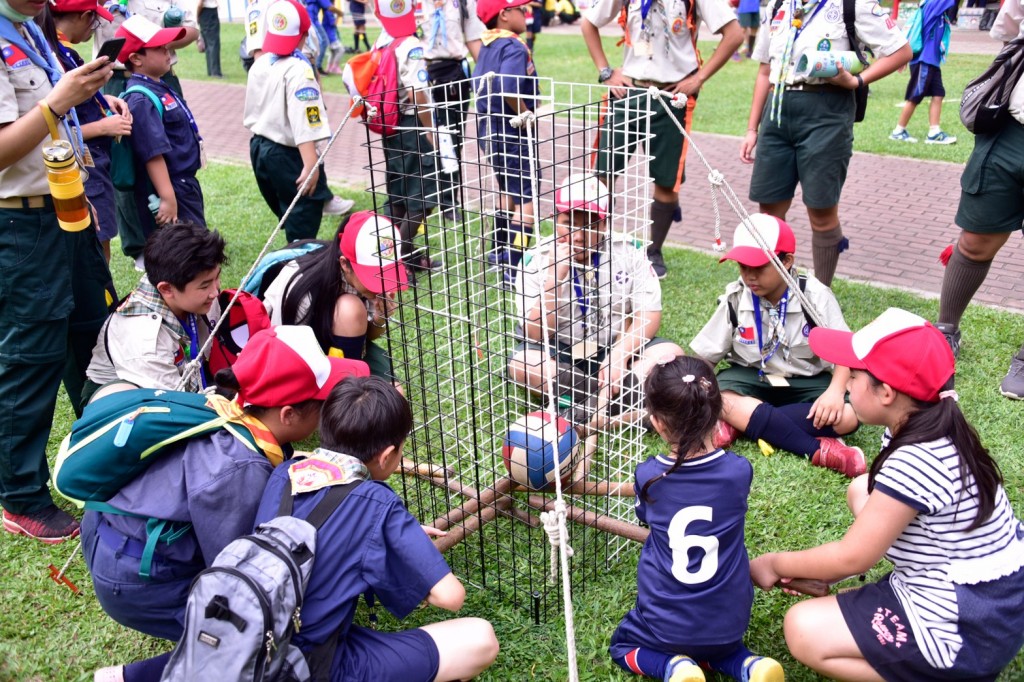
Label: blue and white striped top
xmin=874 ymin=436 xmax=1024 ymax=670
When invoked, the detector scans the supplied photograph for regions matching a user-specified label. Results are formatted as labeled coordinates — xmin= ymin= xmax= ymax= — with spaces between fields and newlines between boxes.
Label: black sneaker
xmin=648 ymin=250 xmax=667 ymax=279
xmin=2 ymin=505 xmax=80 ymax=544
xmin=1000 ymin=355 xmax=1024 ymax=400
xmin=934 ymin=322 xmax=961 ymax=360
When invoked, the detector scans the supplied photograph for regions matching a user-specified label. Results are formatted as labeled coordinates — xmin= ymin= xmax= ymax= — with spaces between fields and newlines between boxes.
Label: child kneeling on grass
xmin=750 ymin=308 xmax=1024 ymax=681
xmin=611 ymin=355 xmax=783 ymax=682
xmin=251 ymin=375 xmax=500 ymax=681
xmin=689 ymin=213 xmax=864 ymax=477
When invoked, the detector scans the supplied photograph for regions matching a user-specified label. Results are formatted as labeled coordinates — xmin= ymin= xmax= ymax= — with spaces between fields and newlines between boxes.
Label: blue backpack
xmin=110 ymin=85 xmax=165 ymax=191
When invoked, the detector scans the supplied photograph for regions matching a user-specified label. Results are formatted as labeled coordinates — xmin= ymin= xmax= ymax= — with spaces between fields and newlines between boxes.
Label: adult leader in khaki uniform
xmin=739 ymin=0 xmax=909 ymax=286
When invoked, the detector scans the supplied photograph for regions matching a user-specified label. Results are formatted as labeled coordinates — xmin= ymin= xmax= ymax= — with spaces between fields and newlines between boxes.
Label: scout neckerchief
xmin=287 ymin=447 xmax=370 ymax=495
xmin=0 ymin=16 xmax=87 ymax=163
xmin=769 ymin=0 xmax=828 ymax=123
xmin=481 ymin=28 xmax=530 ymax=55
xmin=428 ymin=0 xmax=448 ymax=50
xmin=572 ymin=251 xmax=602 ymax=334
xmin=752 ymin=288 xmax=788 ymax=378
xmin=206 ymin=396 xmax=286 ymax=466
xmin=117 ymin=276 xmax=202 ymax=392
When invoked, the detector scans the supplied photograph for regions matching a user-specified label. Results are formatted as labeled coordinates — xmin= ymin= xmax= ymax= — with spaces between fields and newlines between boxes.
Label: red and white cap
xmin=555 ymin=173 xmax=609 ymax=220
xmin=340 ymin=211 xmax=409 ymax=295
xmin=261 ymin=0 xmax=310 ymax=56
xmin=233 ymin=326 xmax=369 ymax=407
xmin=52 ymin=0 xmax=114 ymax=21
xmin=374 ymin=0 xmax=416 ymax=38
xmin=476 ymin=0 xmax=532 ymax=23
xmin=114 ymin=15 xmax=186 ymax=63
xmin=809 ymin=308 xmax=955 ymax=403
xmin=720 ymin=213 xmax=796 ymax=268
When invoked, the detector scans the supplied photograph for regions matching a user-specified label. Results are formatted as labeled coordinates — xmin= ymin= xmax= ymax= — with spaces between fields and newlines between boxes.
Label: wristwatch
xmin=598 ymin=66 xmax=614 ymax=83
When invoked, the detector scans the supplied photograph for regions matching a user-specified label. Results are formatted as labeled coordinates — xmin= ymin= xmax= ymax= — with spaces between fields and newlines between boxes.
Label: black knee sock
xmin=938 ymin=246 xmax=992 ymax=329
xmin=746 ymin=35 xmax=755 ymax=55
xmin=811 ymin=225 xmax=846 ymax=287
xmin=648 ymin=199 xmax=676 ymax=256
xmin=744 ymin=402 xmax=821 ymax=458
xmin=774 ymin=402 xmax=840 ymax=438
xmin=329 ymin=334 xmax=366 ymax=360
xmin=493 ymin=210 xmax=511 ymax=250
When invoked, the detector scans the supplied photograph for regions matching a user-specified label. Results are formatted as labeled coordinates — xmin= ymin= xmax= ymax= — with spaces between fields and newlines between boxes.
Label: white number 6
xmin=668 ymin=505 xmax=719 ymax=584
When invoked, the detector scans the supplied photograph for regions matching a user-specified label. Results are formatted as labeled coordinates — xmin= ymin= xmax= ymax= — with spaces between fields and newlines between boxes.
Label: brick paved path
xmin=184 ymin=68 xmax=1023 ymax=314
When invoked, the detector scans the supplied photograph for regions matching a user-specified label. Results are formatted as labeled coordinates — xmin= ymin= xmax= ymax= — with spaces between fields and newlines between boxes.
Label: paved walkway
xmin=184 ymin=26 xmax=1022 ymax=314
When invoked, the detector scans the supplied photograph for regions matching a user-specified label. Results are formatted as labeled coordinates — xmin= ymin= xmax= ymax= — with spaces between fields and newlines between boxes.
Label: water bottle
xmin=148 ymin=193 xmax=161 ymax=218
xmin=163 ymin=5 xmax=184 ymax=26
xmin=42 ymin=140 xmax=90 ymax=232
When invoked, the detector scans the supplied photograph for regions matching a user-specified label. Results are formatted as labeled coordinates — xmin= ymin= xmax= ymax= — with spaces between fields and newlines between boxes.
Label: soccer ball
xmin=502 ymin=411 xmax=581 ymax=491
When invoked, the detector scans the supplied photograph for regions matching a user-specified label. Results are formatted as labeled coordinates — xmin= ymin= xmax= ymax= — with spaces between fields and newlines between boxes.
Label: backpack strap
xmin=843 ymin=0 xmax=868 ymax=65
xmin=84 ymin=501 xmax=194 ymax=581
xmin=121 ymin=85 xmax=166 ymax=118
xmin=797 ymin=274 xmax=817 ymax=330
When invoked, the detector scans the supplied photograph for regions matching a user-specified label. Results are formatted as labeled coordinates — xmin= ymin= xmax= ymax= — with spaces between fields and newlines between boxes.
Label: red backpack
xmin=342 ymin=36 xmax=410 ymax=136
xmin=208 ymin=289 xmax=272 ymax=376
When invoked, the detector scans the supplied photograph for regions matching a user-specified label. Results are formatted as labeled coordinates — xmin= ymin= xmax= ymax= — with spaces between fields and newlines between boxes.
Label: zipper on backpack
xmin=112 ymin=406 xmax=171 ymax=447
xmin=215 ymin=566 xmax=275 ymax=676
xmin=246 ymin=535 xmax=305 ymax=619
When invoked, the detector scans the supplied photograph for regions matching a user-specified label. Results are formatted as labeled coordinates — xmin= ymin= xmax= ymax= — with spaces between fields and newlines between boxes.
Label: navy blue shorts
xmin=837 ymin=570 xmax=1024 ymax=681
xmin=349 ymin=0 xmax=366 ymax=25
xmin=905 ymin=62 xmax=945 ymax=104
xmin=84 ymin=145 xmax=117 ymax=241
xmin=610 ymin=606 xmax=748 ymax=663
xmin=484 ymin=132 xmax=538 ymax=206
xmin=331 ymin=624 xmax=440 ymax=681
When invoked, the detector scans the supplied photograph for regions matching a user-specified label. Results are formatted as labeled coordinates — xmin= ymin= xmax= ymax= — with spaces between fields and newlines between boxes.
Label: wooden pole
xmin=511 ymin=479 xmax=635 ymax=497
xmin=527 ymin=496 xmax=649 ymax=543
xmin=432 ymin=495 xmax=512 ymax=553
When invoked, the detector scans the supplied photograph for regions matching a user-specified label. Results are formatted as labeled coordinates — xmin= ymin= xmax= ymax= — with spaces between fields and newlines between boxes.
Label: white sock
xmin=929 ymin=125 xmax=942 ymax=136
xmin=893 ymin=125 xmax=906 ymax=134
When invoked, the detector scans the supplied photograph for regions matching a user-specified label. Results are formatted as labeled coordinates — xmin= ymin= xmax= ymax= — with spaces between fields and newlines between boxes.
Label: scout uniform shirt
xmin=690 ymin=274 xmax=848 ymax=378
xmin=393 ymin=35 xmax=430 ymax=115
xmin=244 ymin=52 xmax=330 ymax=148
xmin=516 ymin=236 xmax=662 ymax=351
xmin=751 ymin=0 xmax=905 ymax=85
xmin=584 ymin=0 xmax=736 ymax=84
xmin=473 ymin=30 xmax=538 ymax=134
xmin=92 ymin=0 xmax=198 ymax=68
xmin=420 ymin=0 xmax=486 ymax=60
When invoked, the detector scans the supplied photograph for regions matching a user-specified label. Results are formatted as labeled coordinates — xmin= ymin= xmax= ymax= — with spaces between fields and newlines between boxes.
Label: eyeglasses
xmin=505 ymin=5 xmax=527 ymax=13
xmin=85 ymin=10 xmax=101 ymax=29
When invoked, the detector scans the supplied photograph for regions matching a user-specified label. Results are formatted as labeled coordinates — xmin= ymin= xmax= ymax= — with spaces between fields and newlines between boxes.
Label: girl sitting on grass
xmin=610 ymin=355 xmax=783 ymax=682
xmin=750 ymin=308 xmax=1024 ymax=681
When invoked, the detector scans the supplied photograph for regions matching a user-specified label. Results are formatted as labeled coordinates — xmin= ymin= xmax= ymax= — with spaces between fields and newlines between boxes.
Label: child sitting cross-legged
xmin=690 ymin=214 xmax=865 ymax=477
xmin=611 ymin=355 xmax=783 ymax=682
xmin=252 ymin=375 xmax=500 ymax=681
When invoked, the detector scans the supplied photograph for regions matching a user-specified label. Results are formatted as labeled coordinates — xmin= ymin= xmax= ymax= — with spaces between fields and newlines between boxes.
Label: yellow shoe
xmin=742 ymin=655 xmax=784 ymax=682
xmin=664 ymin=655 xmax=705 ymax=682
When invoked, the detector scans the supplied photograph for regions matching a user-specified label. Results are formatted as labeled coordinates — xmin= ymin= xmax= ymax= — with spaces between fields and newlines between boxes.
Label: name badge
xmin=633 ymin=38 xmax=653 ymax=57
xmin=764 ymin=373 xmax=790 ymax=387
xmin=570 ymin=339 xmax=600 ymax=360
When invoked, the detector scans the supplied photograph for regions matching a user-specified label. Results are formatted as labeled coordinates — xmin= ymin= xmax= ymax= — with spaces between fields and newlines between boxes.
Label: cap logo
xmin=390 ymin=0 xmax=405 ymax=12
xmin=379 ymin=237 xmax=396 ymax=260
xmin=271 ymin=12 xmax=288 ymax=29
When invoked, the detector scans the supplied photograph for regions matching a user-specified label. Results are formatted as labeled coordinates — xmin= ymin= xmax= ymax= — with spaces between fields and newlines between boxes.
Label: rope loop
xmin=510 ymin=111 xmax=535 ymax=129
xmin=540 ymin=501 xmax=574 ymax=584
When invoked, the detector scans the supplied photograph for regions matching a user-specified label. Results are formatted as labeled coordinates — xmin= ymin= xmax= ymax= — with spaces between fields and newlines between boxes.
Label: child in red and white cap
xmin=509 ymin=173 xmax=684 ymax=424
xmin=690 ymin=213 xmax=864 ymax=477
xmin=751 ymin=307 xmax=1024 ymax=682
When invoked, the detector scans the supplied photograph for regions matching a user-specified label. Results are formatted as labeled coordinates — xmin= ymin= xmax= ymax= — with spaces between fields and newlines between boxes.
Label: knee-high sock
xmin=648 ymin=199 xmax=675 ymax=256
xmin=744 ymin=402 xmax=820 ymax=458
xmin=612 ymin=647 xmax=673 ymax=679
xmin=329 ymin=334 xmax=366 ymax=360
xmin=492 ymin=210 xmax=511 ymax=251
xmin=774 ymin=402 xmax=841 ymax=438
xmin=811 ymin=225 xmax=845 ymax=287
xmin=938 ymin=246 xmax=992 ymax=329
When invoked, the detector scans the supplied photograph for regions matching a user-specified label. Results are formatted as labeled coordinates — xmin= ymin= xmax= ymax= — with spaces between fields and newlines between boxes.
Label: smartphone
xmin=95 ymin=37 xmax=126 ymax=63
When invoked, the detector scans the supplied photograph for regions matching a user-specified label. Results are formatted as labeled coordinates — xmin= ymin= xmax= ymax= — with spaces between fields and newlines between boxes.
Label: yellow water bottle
xmin=38 ymin=102 xmax=90 ymax=232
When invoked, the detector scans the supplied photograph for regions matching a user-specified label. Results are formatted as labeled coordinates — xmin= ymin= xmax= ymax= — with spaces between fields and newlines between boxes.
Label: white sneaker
xmin=889 ymin=129 xmax=917 ymax=143
xmin=925 ymin=131 xmax=957 ymax=145
xmin=323 ymin=196 xmax=355 ymax=215
xmin=133 ymin=255 xmax=145 ymax=272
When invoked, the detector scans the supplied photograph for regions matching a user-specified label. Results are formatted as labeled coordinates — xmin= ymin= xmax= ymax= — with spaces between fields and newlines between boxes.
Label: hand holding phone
xmin=96 ymin=37 xmax=127 ymax=64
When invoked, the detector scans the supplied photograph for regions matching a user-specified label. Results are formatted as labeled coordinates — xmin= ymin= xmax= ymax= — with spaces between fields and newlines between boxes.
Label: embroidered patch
xmin=869 ymin=1 xmax=886 ymax=16
xmin=160 ymin=92 xmax=178 ymax=110
xmin=825 ymin=5 xmax=841 ymax=22
xmin=379 ymin=237 xmax=396 ymax=259
xmin=271 ymin=12 xmax=288 ymax=29
xmin=248 ymin=9 xmax=260 ymax=21
xmin=417 ymin=68 xmax=428 ymax=81
xmin=870 ymin=608 xmax=908 ymax=648
xmin=671 ymin=16 xmax=685 ymax=33
xmin=737 ymin=326 xmax=756 ymax=344
xmin=390 ymin=0 xmax=405 ymax=12
xmin=408 ymin=46 xmax=424 ymax=60
xmin=248 ymin=20 xmax=258 ymax=35
xmin=817 ymin=38 xmax=831 ymax=50
xmin=526 ymin=60 xmax=535 ymax=75
xmin=295 ymin=86 xmax=320 ymax=101
xmin=303 ymin=66 xmax=316 ymax=80
xmin=306 ymin=105 xmax=322 ymax=126
xmin=289 ymin=457 xmax=346 ymax=494
xmin=1 ymin=45 xmax=31 ymax=69
xmin=802 ymin=323 xmax=811 ymax=337
xmin=614 ymin=270 xmax=630 ymax=285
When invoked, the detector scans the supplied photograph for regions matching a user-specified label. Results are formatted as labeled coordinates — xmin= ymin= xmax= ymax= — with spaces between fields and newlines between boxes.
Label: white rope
xmin=540 ymin=502 xmax=574 ymax=583
xmin=174 ymin=98 xmax=365 ymax=392
xmin=650 ymin=92 xmax=825 ymax=328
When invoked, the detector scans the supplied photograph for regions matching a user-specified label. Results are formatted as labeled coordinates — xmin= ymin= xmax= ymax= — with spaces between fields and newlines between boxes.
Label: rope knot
xmin=707 ymin=170 xmax=724 ymax=186
xmin=540 ymin=502 xmax=574 ymax=583
xmin=510 ymin=111 xmax=536 ymax=129
xmin=670 ymin=92 xmax=688 ymax=109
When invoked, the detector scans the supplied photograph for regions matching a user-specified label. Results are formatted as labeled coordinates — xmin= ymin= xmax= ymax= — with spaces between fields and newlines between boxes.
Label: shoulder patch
xmin=1 ymin=45 xmax=31 ymax=69
xmin=408 ymin=46 xmax=424 ymax=60
xmin=306 ymin=105 xmax=322 ymax=126
xmin=294 ymin=86 xmax=320 ymax=101
xmin=160 ymin=92 xmax=178 ymax=110
xmin=303 ymin=65 xmax=316 ymax=80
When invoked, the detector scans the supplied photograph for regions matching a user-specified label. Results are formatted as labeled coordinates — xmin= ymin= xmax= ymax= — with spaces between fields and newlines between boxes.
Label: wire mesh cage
xmin=357 ymin=76 xmax=660 ymax=621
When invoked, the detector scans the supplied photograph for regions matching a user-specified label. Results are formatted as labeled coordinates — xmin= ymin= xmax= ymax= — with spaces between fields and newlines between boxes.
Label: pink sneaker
xmin=712 ymin=419 xmax=739 ymax=449
xmin=811 ymin=438 xmax=866 ymax=478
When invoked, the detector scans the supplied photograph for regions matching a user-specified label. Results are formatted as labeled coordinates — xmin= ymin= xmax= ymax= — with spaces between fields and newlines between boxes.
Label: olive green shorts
xmin=955 ymin=120 xmax=1024 ymax=234
xmin=716 ymin=364 xmax=835 ymax=405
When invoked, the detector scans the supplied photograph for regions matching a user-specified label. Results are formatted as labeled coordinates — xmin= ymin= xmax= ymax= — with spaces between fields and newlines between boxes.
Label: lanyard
xmin=182 ymin=314 xmax=208 ymax=389
xmin=752 ymin=289 xmax=788 ymax=376
xmin=571 ymin=252 xmax=602 ymax=332
xmin=791 ymin=0 xmax=828 ymax=41
xmin=638 ymin=0 xmax=656 ymax=29
xmin=131 ymin=73 xmax=203 ymax=141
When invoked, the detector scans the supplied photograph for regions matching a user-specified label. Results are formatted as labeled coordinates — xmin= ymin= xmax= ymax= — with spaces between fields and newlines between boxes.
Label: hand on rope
xmin=540 ymin=501 xmax=574 ymax=585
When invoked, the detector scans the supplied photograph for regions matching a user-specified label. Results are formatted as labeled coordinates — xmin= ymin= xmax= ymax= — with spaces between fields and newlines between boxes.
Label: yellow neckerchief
xmin=481 ymin=28 xmax=531 ymax=56
xmin=206 ymin=394 xmax=285 ymax=466
xmin=56 ymin=29 xmax=72 ymax=49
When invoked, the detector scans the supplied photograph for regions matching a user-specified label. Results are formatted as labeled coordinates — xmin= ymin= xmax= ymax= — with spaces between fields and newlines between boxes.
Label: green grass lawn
xmin=164 ymin=22 xmax=989 ymax=164
xmin=0 ymin=161 xmax=1021 ymax=680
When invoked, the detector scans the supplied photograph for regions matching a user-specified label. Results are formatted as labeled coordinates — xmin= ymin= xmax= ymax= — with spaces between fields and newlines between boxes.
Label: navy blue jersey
xmin=631 ymin=449 xmax=755 ymax=648
xmin=473 ymin=33 xmax=537 ymax=127
xmin=124 ymin=74 xmax=201 ymax=178
xmin=254 ymin=468 xmax=452 ymax=650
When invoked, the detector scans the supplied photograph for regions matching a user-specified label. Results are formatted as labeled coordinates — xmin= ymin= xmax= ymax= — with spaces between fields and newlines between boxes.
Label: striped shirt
xmin=874 ymin=437 xmax=1024 ymax=670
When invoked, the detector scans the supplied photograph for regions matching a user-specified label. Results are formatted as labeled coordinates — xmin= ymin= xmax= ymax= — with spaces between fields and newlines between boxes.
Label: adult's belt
xmin=632 ymin=79 xmax=676 ymax=90
xmin=0 ymin=195 xmax=52 ymax=209
xmin=779 ymin=83 xmax=848 ymax=94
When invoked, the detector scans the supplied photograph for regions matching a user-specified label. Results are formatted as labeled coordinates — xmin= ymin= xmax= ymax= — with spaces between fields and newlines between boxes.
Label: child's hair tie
xmin=939 ymin=390 xmax=959 ymax=402
xmin=699 ymin=377 xmax=713 ymax=393
xmin=681 ymin=374 xmax=695 ymax=383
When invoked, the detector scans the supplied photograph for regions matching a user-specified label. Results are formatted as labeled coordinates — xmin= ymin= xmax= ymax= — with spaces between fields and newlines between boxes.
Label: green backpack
xmin=110 ymin=85 xmax=164 ymax=191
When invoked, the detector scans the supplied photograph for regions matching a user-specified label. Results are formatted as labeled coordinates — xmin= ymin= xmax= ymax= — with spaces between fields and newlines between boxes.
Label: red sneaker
xmin=811 ymin=438 xmax=866 ymax=478
xmin=2 ymin=505 xmax=80 ymax=544
xmin=712 ymin=419 xmax=739 ymax=449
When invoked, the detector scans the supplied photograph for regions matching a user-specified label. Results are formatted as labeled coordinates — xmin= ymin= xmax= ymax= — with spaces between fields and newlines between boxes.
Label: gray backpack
xmin=160 ymin=481 xmax=360 ymax=682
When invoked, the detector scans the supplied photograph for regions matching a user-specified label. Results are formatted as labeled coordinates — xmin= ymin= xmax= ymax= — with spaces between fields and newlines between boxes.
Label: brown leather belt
xmin=632 ymin=79 xmax=676 ymax=89
xmin=0 ymin=195 xmax=50 ymax=209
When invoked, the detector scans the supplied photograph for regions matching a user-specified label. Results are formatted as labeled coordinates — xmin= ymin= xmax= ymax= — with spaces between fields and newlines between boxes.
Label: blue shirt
xmin=254 ymin=469 xmax=452 ymax=651
xmin=631 ymin=449 xmax=755 ymax=647
xmin=738 ymin=0 xmax=760 ymax=14
xmin=473 ymin=34 xmax=538 ymax=136
xmin=124 ymin=74 xmax=201 ymax=178
xmin=912 ymin=0 xmax=954 ymax=67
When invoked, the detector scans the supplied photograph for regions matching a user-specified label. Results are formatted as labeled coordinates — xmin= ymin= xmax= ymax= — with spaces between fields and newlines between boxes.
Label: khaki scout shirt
xmin=419 ymin=0 xmax=486 ymax=61
xmin=516 ymin=236 xmax=662 ymax=350
xmin=690 ymin=275 xmax=848 ymax=378
xmin=93 ymin=0 xmax=198 ymax=68
xmin=244 ymin=53 xmax=330 ymax=147
xmin=752 ymin=0 xmax=906 ymax=85
xmin=584 ymin=0 xmax=736 ymax=83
